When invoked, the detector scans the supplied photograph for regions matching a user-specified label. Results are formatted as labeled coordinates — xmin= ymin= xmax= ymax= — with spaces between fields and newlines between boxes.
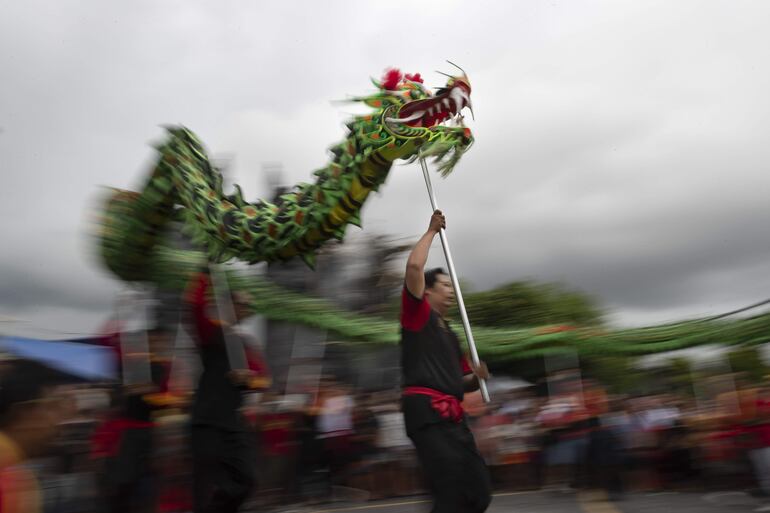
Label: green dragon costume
xmin=98 ymin=64 xmax=770 ymax=364
xmin=100 ymin=66 xmax=473 ymax=284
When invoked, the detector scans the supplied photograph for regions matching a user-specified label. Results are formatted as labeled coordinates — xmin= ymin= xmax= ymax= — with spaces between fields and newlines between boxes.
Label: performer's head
xmin=424 ymin=267 xmax=455 ymax=317
xmin=0 ymin=359 xmax=63 ymax=458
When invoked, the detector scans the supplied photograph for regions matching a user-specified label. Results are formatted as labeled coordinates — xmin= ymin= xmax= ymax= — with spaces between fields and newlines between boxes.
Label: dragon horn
xmin=446 ymin=60 xmax=467 ymax=78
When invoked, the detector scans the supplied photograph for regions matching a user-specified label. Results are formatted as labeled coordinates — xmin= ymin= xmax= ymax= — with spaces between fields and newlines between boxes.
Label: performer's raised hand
xmin=428 ymin=209 xmax=446 ymax=233
xmin=406 ymin=210 xmax=445 ymax=298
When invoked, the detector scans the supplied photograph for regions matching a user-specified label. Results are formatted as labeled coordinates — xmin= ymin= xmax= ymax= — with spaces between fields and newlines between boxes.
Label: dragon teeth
xmin=450 ymin=87 xmax=464 ymax=115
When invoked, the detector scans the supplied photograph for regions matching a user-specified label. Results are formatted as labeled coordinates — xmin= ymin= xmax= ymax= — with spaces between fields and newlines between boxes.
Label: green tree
xmin=452 ymin=281 xmax=603 ymax=328
xmin=583 ymin=355 xmax=641 ymax=394
xmin=664 ymin=357 xmax=696 ymax=397
xmin=728 ymin=346 xmax=769 ymax=383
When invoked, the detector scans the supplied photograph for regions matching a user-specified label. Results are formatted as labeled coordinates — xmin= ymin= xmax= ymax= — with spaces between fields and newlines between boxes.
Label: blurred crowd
xmin=4 ymin=360 xmax=770 ymax=512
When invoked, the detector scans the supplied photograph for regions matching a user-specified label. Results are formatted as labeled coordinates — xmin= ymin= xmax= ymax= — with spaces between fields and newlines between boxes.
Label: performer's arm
xmin=404 ymin=210 xmax=445 ymax=298
xmin=183 ymin=270 xmax=219 ymax=343
xmin=400 ymin=284 xmax=431 ymax=331
xmin=463 ymin=374 xmax=479 ymax=392
xmin=142 ymin=359 xmax=180 ymax=406
xmin=229 ymin=337 xmax=272 ymax=390
xmin=463 ymin=358 xmax=489 ymax=392
xmin=244 ymin=344 xmax=272 ymax=390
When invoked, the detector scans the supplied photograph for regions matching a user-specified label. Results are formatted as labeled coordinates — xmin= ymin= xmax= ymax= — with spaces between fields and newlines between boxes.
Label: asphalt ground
xmin=263 ymin=489 xmax=770 ymax=513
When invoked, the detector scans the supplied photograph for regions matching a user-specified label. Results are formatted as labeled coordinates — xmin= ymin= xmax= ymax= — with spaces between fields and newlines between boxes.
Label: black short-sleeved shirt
xmin=191 ymin=326 xmax=246 ymax=430
xmin=186 ymin=272 xmax=270 ymax=431
xmin=400 ymin=286 xmax=472 ymax=434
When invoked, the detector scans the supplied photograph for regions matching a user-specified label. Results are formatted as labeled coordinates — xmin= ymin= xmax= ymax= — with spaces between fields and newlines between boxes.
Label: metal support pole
xmin=116 ymin=289 xmax=152 ymax=386
xmin=419 ymin=155 xmax=490 ymax=403
xmin=209 ymin=264 xmax=248 ymax=370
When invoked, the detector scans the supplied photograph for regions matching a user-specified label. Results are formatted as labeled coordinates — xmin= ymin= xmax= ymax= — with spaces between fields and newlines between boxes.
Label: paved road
xmin=265 ymin=490 xmax=769 ymax=513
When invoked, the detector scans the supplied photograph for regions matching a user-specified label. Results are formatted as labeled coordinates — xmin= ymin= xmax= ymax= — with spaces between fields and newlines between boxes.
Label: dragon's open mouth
xmin=385 ymin=80 xmax=473 ymax=129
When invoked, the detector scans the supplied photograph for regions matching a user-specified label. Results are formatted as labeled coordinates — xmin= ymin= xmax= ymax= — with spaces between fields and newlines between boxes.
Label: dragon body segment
xmin=100 ymin=67 xmax=474 ymax=283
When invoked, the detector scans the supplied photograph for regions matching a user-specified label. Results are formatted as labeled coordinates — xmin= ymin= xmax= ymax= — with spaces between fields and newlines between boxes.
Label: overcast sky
xmin=2 ymin=1 xmax=770 ymax=338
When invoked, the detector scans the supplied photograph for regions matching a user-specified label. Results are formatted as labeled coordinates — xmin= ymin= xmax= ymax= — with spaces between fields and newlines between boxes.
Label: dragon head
xmin=351 ymin=62 xmax=475 ymax=175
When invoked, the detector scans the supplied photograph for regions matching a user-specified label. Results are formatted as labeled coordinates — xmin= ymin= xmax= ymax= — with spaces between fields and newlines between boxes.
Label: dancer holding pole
xmin=420 ymin=154 xmax=490 ymax=402
xmin=400 ymin=208 xmax=492 ymax=513
xmin=184 ymin=269 xmax=271 ymax=513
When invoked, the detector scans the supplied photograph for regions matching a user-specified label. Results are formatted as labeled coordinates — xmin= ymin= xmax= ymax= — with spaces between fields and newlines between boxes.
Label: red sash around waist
xmin=403 ymin=386 xmax=464 ymax=423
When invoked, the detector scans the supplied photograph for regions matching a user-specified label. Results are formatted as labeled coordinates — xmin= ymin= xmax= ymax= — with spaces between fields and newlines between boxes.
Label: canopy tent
xmin=0 ymin=336 xmax=116 ymax=382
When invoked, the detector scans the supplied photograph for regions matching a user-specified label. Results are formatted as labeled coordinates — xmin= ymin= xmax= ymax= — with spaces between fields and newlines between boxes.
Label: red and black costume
xmin=400 ymin=287 xmax=491 ymax=513
xmin=186 ymin=271 xmax=270 ymax=513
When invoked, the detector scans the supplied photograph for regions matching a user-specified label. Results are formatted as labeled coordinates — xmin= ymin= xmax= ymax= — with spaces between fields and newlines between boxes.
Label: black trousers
xmin=191 ymin=425 xmax=256 ymax=513
xmin=102 ymin=427 xmax=156 ymax=513
xmin=409 ymin=421 xmax=492 ymax=513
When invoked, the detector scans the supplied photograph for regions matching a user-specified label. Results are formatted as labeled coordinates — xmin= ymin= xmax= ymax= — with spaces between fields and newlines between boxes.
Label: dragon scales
xmin=98 ymin=66 xmax=474 ymax=287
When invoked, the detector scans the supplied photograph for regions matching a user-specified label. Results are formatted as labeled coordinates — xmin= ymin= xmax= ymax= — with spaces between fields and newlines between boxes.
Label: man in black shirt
xmin=186 ymin=270 xmax=271 ymax=513
xmin=401 ymin=210 xmax=492 ymax=513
